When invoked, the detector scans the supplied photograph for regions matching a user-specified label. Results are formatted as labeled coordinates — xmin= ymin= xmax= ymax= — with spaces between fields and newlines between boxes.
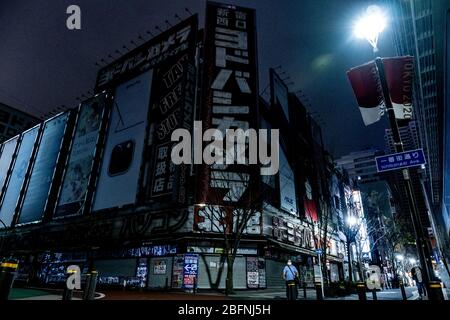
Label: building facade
xmin=0 ymin=2 xmax=365 ymax=291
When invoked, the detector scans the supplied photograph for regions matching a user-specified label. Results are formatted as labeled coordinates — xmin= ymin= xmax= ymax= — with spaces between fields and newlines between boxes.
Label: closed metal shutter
xmin=265 ymin=259 xmax=285 ymax=288
xmin=148 ymin=257 xmax=173 ymax=288
xmin=197 ymin=255 xmax=246 ymax=289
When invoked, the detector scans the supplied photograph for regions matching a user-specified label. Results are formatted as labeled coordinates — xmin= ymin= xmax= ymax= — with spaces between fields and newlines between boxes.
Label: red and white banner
xmin=383 ymin=56 xmax=414 ymax=120
xmin=347 ymin=61 xmax=384 ymax=126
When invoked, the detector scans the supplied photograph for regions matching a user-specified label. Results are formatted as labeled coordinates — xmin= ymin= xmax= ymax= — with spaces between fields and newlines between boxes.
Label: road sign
xmin=316 ymin=249 xmax=323 ymax=255
xmin=375 ymin=149 xmax=426 ymax=173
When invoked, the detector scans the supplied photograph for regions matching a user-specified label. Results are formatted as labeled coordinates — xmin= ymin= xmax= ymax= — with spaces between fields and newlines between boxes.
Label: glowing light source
xmin=353 ymin=5 xmax=387 ymax=53
xmin=347 ymin=216 xmax=357 ymax=226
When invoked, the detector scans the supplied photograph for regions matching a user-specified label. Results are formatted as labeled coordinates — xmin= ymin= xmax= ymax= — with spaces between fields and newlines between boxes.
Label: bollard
xmin=371 ymin=289 xmax=377 ymax=300
xmin=399 ymin=281 xmax=407 ymax=301
xmin=193 ymin=276 xmax=197 ymax=295
xmin=303 ymin=282 xmax=307 ymax=299
xmin=314 ymin=282 xmax=323 ymax=300
xmin=428 ymin=281 xmax=444 ymax=301
xmin=83 ymin=271 xmax=98 ymax=300
xmin=356 ymin=282 xmax=367 ymax=301
xmin=0 ymin=260 xmax=18 ymax=300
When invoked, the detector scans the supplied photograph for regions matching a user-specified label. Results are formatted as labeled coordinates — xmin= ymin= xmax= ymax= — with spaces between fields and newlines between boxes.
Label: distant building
xmin=0 ymin=102 xmax=38 ymax=144
xmin=336 ymin=149 xmax=384 ymax=184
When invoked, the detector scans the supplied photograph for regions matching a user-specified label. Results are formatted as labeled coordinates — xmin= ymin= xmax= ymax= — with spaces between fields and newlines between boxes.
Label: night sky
xmin=0 ymin=0 xmax=395 ymax=158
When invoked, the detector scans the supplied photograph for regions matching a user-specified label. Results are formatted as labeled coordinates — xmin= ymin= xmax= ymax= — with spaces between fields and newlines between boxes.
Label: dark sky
xmin=0 ymin=0 xmax=394 ymax=158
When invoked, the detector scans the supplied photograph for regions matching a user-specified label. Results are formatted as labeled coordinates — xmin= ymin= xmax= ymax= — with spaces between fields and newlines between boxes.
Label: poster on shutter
xmin=18 ymin=113 xmax=69 ymax=225
xmin=172 ymin=254 xmax=184 ymax=289
xmin=93 ymin=71 xmax=152 ymax=211
xmin=258 ymin=258 xmax=266 ymax=288
xmin=153 ymin=260 xmax=167 ymax=275
xmin=197 ymin=2 xmax=260 ymax=215
xmin=246 ymin=257 xmax=259 ymax=288
xmin=0 ymin=125 xmax=39 ymax=227
xmin=55 ymin=94 xmax=107 ymax=217
xmin=0 ymin=136 xmax=19 ymax=196
xmin=183 ymin=254 xmax=198 ymax=289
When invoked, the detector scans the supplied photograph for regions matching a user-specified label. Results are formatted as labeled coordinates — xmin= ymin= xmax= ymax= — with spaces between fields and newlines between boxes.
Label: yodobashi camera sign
xmin=197 ymin=2 xmax=260 ymax=207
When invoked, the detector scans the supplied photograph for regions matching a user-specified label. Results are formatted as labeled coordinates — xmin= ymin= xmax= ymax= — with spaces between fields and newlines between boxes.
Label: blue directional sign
xmin=316 ymin=249 xmax=323 ymax=255
xmin=375 ymin=149 xmax=426 ymax=173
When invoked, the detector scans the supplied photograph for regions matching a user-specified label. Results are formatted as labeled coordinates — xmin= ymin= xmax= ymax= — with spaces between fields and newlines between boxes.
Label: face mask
xmin=287 ymin=262 xmax=292 ymax=266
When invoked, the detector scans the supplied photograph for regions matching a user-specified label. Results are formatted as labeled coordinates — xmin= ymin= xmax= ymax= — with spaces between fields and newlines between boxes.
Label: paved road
xmin=230 ymin=287 xmax=420 ymax=300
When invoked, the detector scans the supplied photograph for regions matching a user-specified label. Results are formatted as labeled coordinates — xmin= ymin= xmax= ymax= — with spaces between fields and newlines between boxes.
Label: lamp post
xmin=353 ymin=5 xmax=435 ymax=292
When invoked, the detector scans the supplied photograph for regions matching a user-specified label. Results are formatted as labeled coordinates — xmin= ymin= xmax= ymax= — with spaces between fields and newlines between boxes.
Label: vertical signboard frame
xmin=195 ymin=2 xmax=261 ymax=234
xmin=15 ymin=112 xmax=73 ymax=225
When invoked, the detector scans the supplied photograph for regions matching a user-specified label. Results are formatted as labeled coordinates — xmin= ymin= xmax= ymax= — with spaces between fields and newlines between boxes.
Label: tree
xmin=195 ymin=170 xmax=262 ymax=295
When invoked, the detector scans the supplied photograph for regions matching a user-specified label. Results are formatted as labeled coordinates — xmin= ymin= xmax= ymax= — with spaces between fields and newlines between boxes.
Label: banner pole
xmin=374 ymin=57 xmax=434 ymax=290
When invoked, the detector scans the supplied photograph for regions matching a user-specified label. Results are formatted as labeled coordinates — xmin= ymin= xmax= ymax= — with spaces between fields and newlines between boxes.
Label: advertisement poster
xmin=246 ymin=257 xmax=259 ymax=288
xmin=55 ymin=95 xmax=106 ymax=217
xmin=0 ymin=136 xmax=18 ymax=195
xmin=258 ymin=258 xmax=266 ymax=288
xmin=93 ymin=70 xmax=152 ymax=211
xmin=153 ymin=260 xmax=167 ymax=275
xmin=279 ymin=148 xmax=297 ymax=214
xmin=18 ymin=113 xmax=69 ymax=225
xmin=183 ymin=254 xmax=198 ymax=289
xmin=172 ymin=255 xmax=185 ymax=289
xmin=0 ymin=125 xmax=39 ymax=227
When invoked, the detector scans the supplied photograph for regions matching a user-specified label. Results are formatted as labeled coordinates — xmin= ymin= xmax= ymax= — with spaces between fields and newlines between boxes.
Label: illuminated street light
xmin=347 ymin=216 xmax=357 ymax=227
xmin=353 ymin=5 xmax=387 ymax=53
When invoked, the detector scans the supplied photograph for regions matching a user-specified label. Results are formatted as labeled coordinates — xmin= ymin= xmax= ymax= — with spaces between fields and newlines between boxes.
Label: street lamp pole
xmin=374 ymin=58 xmax=434 ymax=286
xmin=353 ymin=5 xmax=434 ymax=288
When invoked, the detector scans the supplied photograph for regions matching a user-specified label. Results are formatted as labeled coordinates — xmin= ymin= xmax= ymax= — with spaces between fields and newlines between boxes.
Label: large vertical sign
xmin=55 ymin=95 xmax=107 ymax=217
xmin=195 ymin=2 xmax=260 ymax=232
xmin=279 ymin=148 xmax=297 ymax=214
xmin=93 ymin=71 xmax=153 ymax=211
xmin=0 ymin=136 xmax=19 ymax=196
xmin=18 ymin=113 xmax=69 ymax=225
xmin=148 ymin=17 xmax=198 ymax=204
xmin=270 ymin=69 xmax=290 ymax=122
xmin=0 ymin=125 xmax=39 ymax=227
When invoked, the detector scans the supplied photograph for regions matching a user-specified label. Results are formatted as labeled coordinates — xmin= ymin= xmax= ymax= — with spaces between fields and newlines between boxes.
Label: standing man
xmin=411 ymin=266 xmax=426 ymax=299
xmin=282 ymin=259 xmax=299 ymax=300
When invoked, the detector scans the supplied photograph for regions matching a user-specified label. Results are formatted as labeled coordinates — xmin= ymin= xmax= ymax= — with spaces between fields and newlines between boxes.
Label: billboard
xmin=17 ymin=113 xmax=69 ymax=225
xmin=270 ymin=69 xmax=290 ymax=122
xmin=148 ymin=18 xmax=197 ymax=204
xmin=93 ymin=71 xmax=153 ymax=211
xmin=55 ymin=94 xmax=108 ymax=218
xmin=0 ymin=136 xmax=19 ymax=197
xmin=196 ymin=3 xmax=259 ymax=214
xmin=279 ymin=148 xmax=297 ymax=214
xmin=95 ymin=15 xmax=198 ymax=92
xmin=0 ymin=125 xmax=40 ymax=227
